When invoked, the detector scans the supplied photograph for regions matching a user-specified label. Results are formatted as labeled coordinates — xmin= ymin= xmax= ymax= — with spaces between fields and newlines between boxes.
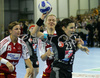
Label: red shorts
xmin=42 ymin=72 xmax=50 ymax=78
xmin=0 ymin=70 xmax=16 ymax=78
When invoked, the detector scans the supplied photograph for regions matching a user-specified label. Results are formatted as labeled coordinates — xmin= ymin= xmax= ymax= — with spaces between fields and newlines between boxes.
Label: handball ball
xmin=38 ymin=1 xmax=52 ymax=14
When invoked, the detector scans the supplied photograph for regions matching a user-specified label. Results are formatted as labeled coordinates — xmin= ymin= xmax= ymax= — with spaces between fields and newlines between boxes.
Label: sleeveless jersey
xmin=23 ymin=34 xmax=39 ymax=68
xmin=46 ymin=34 xmax=79 ymax=72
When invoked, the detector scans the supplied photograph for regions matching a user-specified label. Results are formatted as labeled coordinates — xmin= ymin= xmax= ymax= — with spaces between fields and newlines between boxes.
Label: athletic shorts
xmin=0 ymin=70 xmax=16 ymax=78
xmin=25 ymin=57 xmax=39 ymax=68
xmin=50 ymin=67 xmax=72 ymax=78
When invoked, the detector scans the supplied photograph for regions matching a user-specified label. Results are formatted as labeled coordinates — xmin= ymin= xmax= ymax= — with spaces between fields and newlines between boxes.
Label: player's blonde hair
xmin=45 ymin=14 xmax=57 ymax=21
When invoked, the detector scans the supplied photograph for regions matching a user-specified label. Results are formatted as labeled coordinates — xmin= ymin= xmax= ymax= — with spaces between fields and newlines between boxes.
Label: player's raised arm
xmin=32 ymin=10 xmax=52 ymax=38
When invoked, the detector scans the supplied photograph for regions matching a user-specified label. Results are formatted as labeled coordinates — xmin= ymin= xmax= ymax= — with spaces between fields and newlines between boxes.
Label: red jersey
xmin=0 ymin=36 xmax=29 ymax=73
xmin=38 ymin=30 xmax=56 ymax=74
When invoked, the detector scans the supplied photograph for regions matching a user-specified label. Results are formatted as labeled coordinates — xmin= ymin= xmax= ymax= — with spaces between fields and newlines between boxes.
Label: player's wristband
xmin=44 ymin=33 xmax=48 ymax=39
xmin=36 ymin=18 xmax=44 ymax=27
xmin=1 ymin=58 xmax=8 ymax=64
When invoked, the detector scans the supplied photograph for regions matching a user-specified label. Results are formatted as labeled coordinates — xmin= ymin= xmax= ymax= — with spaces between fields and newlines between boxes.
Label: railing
xmin=77 ymin=9 xmax=92 ymax=15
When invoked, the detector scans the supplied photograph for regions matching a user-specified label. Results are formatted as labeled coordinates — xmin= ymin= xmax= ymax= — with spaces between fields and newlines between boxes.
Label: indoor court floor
xmin=16 ymin=47 xmax=100 ymax=78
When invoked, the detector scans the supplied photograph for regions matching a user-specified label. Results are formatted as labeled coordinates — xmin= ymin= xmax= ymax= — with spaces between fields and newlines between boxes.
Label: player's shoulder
xmin=0 ymin=36 xmax=11 ymax=49
xmin=0 ymin=36 xmax=11 ymax=44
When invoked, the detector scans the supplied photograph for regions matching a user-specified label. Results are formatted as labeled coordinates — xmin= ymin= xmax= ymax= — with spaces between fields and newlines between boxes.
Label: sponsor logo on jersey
xmin=62 ymin=50 xmax=73 ymax=62
xmin=65 ymin=50 xmax=73 ymax=58
xmin=11 ymin=61 xmax=18 ymax=65
xmin=6 ymin=53 xmax=21 ymax=60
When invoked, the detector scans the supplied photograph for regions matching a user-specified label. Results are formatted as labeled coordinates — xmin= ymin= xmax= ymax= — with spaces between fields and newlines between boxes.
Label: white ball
xmin=38 ymin=1 xmax=52 ymax=14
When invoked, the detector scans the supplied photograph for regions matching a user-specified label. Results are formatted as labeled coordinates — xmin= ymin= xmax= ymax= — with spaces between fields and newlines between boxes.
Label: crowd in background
xmin=4 ymin=5 xmax=100 ymax=48
xmin=69 ymin=5 xmax=100 ymax=47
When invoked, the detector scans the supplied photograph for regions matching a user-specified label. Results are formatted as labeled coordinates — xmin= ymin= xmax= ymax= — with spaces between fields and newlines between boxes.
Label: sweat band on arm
xmin=1 ymin=58 xmax=8 ymax=64
xmin=36 ymin=18 xmax=44 ymax=27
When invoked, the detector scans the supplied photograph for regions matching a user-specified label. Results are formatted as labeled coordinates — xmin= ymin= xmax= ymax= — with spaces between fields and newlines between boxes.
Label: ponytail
xmin=55 ymin=21 xmax=65 ymax=36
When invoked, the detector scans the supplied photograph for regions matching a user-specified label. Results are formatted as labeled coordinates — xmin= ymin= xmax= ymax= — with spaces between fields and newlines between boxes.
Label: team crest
xmin=28 ymin=38 xmax=32 ymax=43
xmin=58 ymin=41 xmax=64 ymax=47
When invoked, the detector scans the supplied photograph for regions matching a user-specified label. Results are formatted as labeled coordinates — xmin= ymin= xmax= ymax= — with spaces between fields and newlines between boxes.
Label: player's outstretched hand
xmin=80 ymin=46 xmax=89 ymax=55
xmin=41 ymin=8 xmax=52 ymax=20
xmin=6 ymin=62 xmax=14 ymax=72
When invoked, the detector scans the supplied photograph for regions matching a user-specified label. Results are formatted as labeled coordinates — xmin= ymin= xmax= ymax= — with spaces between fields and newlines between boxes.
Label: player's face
xmin=63 ymin=23 xmax=75 ymax=37
xmin=10 ymin=25 xmax=21 ymax=37
xmin=45 ymin=16 xmax=57 ymax=30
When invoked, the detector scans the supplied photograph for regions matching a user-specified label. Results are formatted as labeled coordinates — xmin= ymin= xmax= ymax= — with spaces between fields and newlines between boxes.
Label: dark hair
xmin=8 ymin=21 xmax=19 ymax=30
xmin=55 ymin=18 xmax=74 ymax=36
